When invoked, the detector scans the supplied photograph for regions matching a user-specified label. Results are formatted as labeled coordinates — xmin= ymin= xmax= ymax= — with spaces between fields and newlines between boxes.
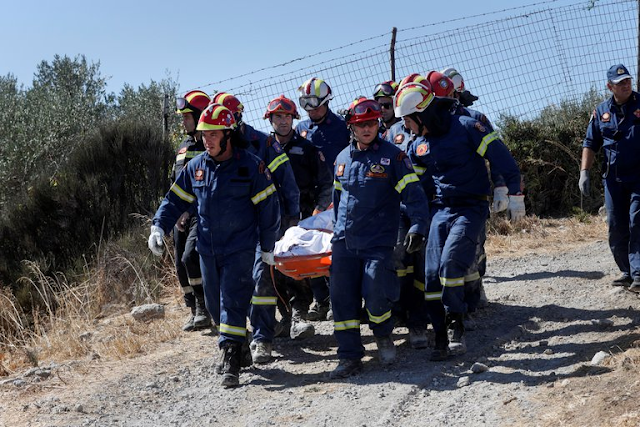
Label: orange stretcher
xmin=274 ymin=252 xmax=332 ymax=280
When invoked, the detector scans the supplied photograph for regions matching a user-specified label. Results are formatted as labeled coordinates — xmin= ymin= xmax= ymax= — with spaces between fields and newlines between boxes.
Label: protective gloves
xmin=507 ymin=195 xmax=526 ymax=221
xmin=261 ymin=251 xmax=275 ymax=266
xmin=148 ymin=225 xmax=165 ymax=256
xmin=492 ymin=186 xmax=509 ymax=213
xmin=578 ymin=169 xmax=590 ymax=197
xmin=403 ymin=232 xmax=425 ymax=254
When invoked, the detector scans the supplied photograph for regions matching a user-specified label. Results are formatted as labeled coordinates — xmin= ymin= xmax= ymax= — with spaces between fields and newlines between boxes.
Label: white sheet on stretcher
xmin=274 ymin=226 xmax=332 ymax=258
xmin=297 ymin=209 xmax=334 ymax=232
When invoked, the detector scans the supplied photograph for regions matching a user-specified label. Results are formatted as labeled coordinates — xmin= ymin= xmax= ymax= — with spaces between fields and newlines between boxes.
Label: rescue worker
xmin=441 ymin=67 xmax=479 ymax=107
xmin=329 ymin=98 xmax=429 ymax=378
xmin=580 ymin=64 xmax=640 ymax=292
xmin=211 ymin=92 xmax=300 ymax=363
xmin=148 ymin=103 xmax=280 ymax=388
xmin=172 ymin=90 xmax=213 ymax=332
xmin=373 ymin=80 xmax=400 ymax=140
xmin=263 ymin=95 xmax=333 ymax=343
xmin=296 ymin=78 xmax=350 ymax=321
xmin=395 ymin=82 xmax=524 ymax=360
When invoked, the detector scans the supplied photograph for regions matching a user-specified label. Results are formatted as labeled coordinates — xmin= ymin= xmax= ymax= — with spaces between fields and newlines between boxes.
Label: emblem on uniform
xmin=301 ymin=130 xmax=308 ymax=138
xmin=601 ymin=112 xmax=611 ymax=122
xmin=416 ymin=143 xmax=429 ymax=156
xmin=258 ymin=161 xmax=266 ymax=174
xmin=474 ymin=122 xmax=486 ymax=133
xmin=394 ymin=134 xmax=405 ymax=144
xmin=336 ymin=163 xmax=345 ymax=177
xmin=264 ymin=168 xmax=271 ymax=180
xmin=404 ymin=158 xmax=414 ymax=171
xmin=272 ymin=141 xmax=283 ymax=154
xmin=634 ymin=109 xmax=640 ymax=118
xmin=178 ymin=147 xmax=188 ymax=154
xmin=195 ymin=169 xmax=204 ymax=181
xmin=381 ymin=157 xmax=390 ymax=165
xmin=370 ymin=164 xmax=385 ymax=174
xmin=318 ymin=151 xmax=326 ymax=162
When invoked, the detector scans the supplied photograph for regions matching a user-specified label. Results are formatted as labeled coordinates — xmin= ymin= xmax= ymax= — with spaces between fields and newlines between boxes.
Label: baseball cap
xmin=607 ymin=64 xmax=632 ymax=84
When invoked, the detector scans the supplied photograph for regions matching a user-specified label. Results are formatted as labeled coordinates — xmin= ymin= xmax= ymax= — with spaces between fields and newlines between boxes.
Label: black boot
xmin=182 ymin=306 xmax=196 ymax=332
xmin=192 ymin=293 xmax=212 ymax=330
xmin=430 ymin=330 xmax=449 ymax=361
xmin=448 ymin=313 xmax=467 ymax=355
xmin=220 ymin=342 xmax=242 ymax=388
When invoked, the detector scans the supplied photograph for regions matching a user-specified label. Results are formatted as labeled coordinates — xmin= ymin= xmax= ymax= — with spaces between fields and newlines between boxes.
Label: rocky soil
xmin=2 ymin=230 xmax=640 ymax=427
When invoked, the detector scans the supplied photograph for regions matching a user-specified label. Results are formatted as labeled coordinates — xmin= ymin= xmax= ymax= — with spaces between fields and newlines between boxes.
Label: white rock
xmin=131 ymin=304 xmax=165 ymax=322
xmin=457 ymin=376 xmax=470 ymax=387
xmin=590 ymin=351 xmax=609 ymax=366
xmin=471 ymin=362 xmax=489 ymax=373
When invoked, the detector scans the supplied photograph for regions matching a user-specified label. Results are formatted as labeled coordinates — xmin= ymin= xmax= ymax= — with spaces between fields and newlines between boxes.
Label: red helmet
xmin=372 ymin=80 xmax=399 ymax=99
xmin=196 ymin=103 xmax=237 ymax=131
xmin=398 ymin=73 xmax=429 ymax=89
xmin=345 ymin=97 xmax=382 ymax=125
xmin=264 ymin=95 xmax=300 ymax=120
xmin=426 ymin=71 xmax=455 ymax=97
xmin=176 ymin=90 xmax=211 ymax=116
xmin=211 ymin=92 xmax=244 ymax=114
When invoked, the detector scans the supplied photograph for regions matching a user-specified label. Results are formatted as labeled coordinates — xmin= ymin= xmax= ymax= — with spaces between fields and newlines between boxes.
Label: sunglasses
xmin=373 ymin=83 xmax=396 ymax=98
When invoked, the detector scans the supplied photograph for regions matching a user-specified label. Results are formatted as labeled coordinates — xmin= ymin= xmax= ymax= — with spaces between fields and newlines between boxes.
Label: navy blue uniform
xmin=296 ymin=109 xmax=350 ymax=171
xmin=583 ymin=92 xmax=640 ymax=280
xmin=331 ymin=137 xmax=429 ymax=360
xmin=153 ymin=148 xmax=280 ymax=346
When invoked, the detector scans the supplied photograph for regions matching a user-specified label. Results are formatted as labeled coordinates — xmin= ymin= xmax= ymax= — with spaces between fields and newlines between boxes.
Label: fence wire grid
xmin=192 ymin=0 xmax=638 ymax=133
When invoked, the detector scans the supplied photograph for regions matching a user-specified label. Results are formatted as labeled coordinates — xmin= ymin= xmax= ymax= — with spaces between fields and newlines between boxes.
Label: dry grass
xmin=485 ymin=213 xmax=607 ymax=258
xmin=0 ymin=229 xmax=182 ymax=376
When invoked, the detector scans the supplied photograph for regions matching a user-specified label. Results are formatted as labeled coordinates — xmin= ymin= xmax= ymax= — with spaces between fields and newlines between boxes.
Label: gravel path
xmin=2 ymin=237 xmax=640 ymax=427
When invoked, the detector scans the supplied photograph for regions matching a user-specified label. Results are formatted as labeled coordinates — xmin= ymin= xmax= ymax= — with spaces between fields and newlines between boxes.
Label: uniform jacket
xmin=153 ymin=148 xmax=280 ymax=256
xmin=277 ymin=132 xmax=333 ymax=218
xmin=296 ymin=109 xmax=350 ymax=169
xmin=384 ymin=120 xmax=414 ymax=153
xmin=407 ymin=113 xmax=521 ymax=203
xmin=243 ymin=123 xmax=300 ymax=217
xmin=583 ymin=92 xmax=640 ymax=182
xmin=170 ymin=135 xmax=205 ymax=183
xmin=332 ymin=137 xmax=429 ymax=250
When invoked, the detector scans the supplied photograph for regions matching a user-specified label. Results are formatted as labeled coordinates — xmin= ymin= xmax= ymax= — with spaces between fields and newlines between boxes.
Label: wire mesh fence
xmin=192 ymin=0 xmax=638 ymax=133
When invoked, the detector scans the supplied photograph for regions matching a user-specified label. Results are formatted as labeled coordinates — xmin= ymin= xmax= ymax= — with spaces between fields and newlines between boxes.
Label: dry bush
xmin=0 ymin=227 xmax=181 ymax=374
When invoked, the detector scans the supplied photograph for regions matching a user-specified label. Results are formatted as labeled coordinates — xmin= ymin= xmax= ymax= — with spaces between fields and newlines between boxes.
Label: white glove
xmin=148 ymin=225 xmax=165 ymax=256
xmin=507 ymin=195 xmax=526 ymax=221
xmin=492 ymin=186 xmax=509 ymax=213
xmin=261 ymin=251 xmax=275 ymax=266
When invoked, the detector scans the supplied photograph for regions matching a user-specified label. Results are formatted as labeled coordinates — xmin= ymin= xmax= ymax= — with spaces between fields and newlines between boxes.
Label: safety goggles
xmin=176 ymin=97 xmax=196 ymax=112
xmin=352 ymin=99 xmax=382 ymax=115
xmin=373 ymin=83 xmax=396 ymax=98
xmin=299 ymin=95 xmax=326 ymax=111
xmin=268 ymin=98 xmax=295 ymax=113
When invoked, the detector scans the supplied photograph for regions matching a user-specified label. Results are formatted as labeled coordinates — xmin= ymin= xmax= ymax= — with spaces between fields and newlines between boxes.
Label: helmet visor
xmin=353 ymin=100 xmax=382 ymax=115
xmin=176 ymin=97 xmax=194 ymax=113
xmin=269 ymin=98 xmax=295 ymax=114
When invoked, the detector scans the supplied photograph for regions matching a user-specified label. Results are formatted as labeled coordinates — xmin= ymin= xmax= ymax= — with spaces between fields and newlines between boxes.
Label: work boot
xmin=448 ymin=315 xmax=467 ymax=356
xmin=182 ymin=306 xmax=196 ymax=332
xmin=629 ymin=277 xmax=640 ymax=293
xmin=408 ymin=327 xmax=429 ymax=349
xmin=430 ymin=330 xmax=449 ymax=361
xmin=307 ymin=298 xmax=330 ymax=321
xmin=612 ymin=273 xmax=633 ymax=287
xmin=463 ymin=312 xmax=477 ymax=331
xmin=477 ymin=281 xmax=489 ymax=308
xmin=250 ymin=340 xmax=273 ymax=364
xmin=219 ymin=342 xmax=242 ymax=388
xmin=290 ymin=317 xmax=315 ymax=340
xmin=292 ymin=306 xmax=309 ymax=322
xmin=192 ymin=295 xmax=212 ymax=331
xmin=375 ymin=335 xmax=396 ymax=365
xmin=329 ymin=359 xmax=363 ymax=379
xmin=241 ymin=335 xmax=253 ymax=368
xmin=274 ymin=317 xmax=291 ymax=338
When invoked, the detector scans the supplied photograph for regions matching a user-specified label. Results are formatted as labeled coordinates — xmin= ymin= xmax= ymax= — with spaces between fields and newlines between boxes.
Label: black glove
xmin=459 ymin=90 xmax=478 ymax=107
xmin=403 ymin=232 xmax=425 ymax=254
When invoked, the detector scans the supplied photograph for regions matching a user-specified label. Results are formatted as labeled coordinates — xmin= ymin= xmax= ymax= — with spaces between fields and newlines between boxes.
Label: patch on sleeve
xmin=300 ymin=130 xmax=308 ymax=138
xmin=416 ymin=143 xmax=429 ymax=156
xmin=336 ymin=163 xmax=345 ymax=177
xmin=394 ymin=134 xmax=405 ymax=144
xmin=396 ymin=152 xmax=408 ymax=161
xmin=601 ymin=112 xmax=611 ymax=122
xmin=474 ymin=122 xmax=486 ymax=133
xmin=178 ymin=146 xmax=188 ymax=154
xmin=195 ymin=169 xmax=205 ymax=181
xmin=403 ymin=158 xmax=414 ymax=171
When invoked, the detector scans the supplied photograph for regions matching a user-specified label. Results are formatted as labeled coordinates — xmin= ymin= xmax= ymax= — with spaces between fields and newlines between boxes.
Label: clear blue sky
xmin=1 ymin=0 xmax=583 ymax=94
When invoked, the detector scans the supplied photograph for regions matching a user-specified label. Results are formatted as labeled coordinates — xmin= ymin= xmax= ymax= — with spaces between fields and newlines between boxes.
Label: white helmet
xmin=298 ymin=77 xmax=333 ymax=111
xmin=393 ymin=82 xmax=434 ymax=118
xmin=441 ymin=67 xmax=465 ymax=93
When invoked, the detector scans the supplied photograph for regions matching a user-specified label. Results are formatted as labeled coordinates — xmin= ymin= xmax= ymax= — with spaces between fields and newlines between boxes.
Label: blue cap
xmin=607 ymin=64 xmax=632 ymax=84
